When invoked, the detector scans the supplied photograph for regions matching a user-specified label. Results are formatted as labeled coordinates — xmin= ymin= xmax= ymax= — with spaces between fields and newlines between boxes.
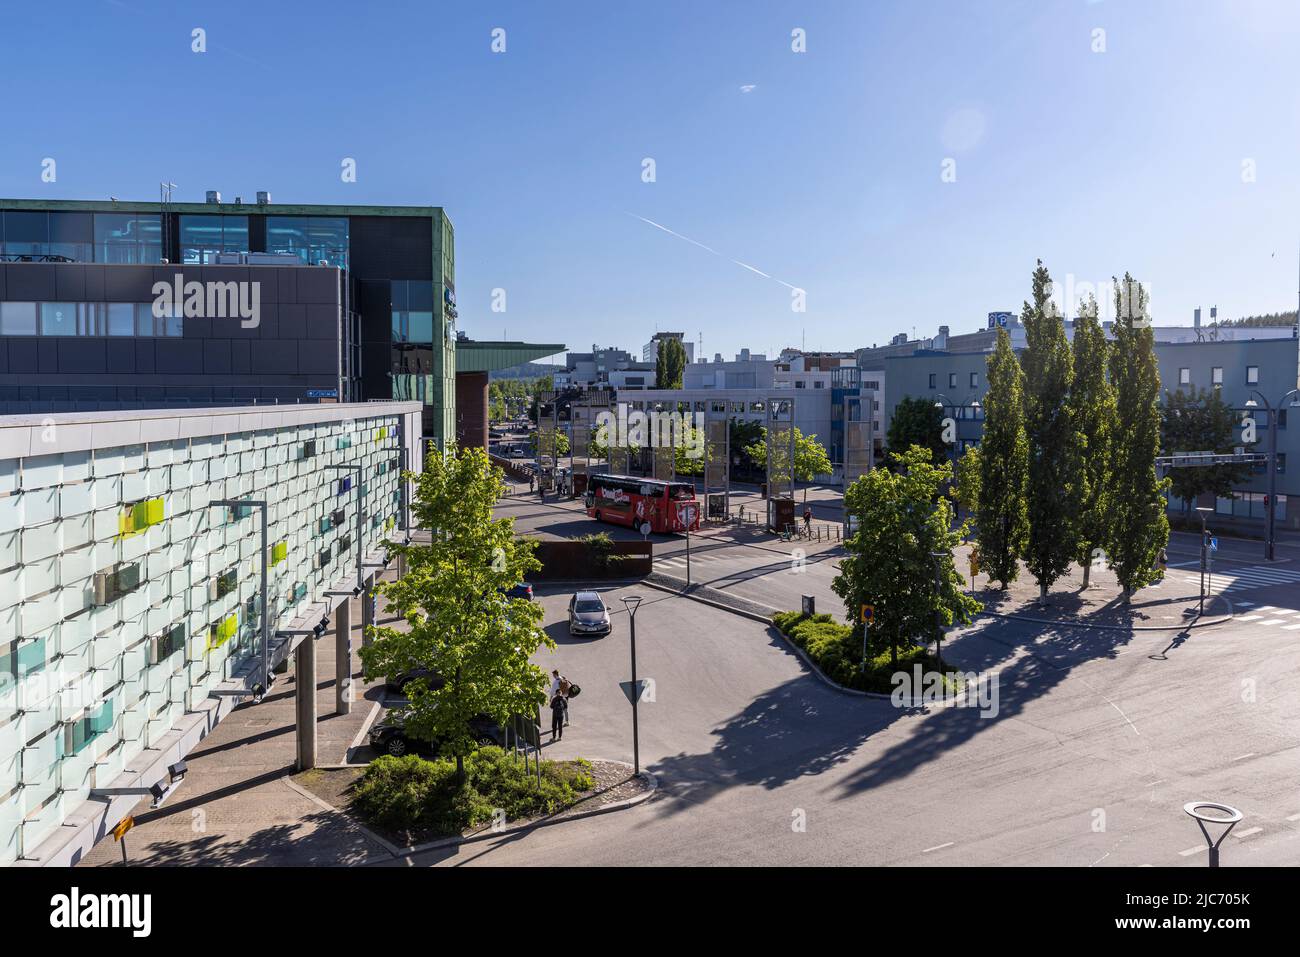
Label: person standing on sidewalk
xmin=803 ymin=506 xmax=813 ymax=535
xmin=550 ymin=692 xmax=568 ymax=741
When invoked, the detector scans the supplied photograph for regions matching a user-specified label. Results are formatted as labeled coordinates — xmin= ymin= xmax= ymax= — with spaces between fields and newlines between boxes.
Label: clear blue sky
xmin=3 ymin=0 xmax=1298 ymax=362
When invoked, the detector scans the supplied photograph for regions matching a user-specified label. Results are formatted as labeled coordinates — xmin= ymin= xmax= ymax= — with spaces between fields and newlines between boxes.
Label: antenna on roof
xmin=159 ymin=182 xmax=178 ymax=264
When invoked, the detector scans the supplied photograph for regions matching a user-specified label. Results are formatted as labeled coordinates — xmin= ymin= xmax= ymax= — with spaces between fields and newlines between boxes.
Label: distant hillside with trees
xmin=1209 ymin=310 xmax=1297 ymax=328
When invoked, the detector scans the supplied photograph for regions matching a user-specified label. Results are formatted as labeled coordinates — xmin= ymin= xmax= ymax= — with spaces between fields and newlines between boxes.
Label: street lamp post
xmin=1195 ymin=506 xmax=1214 ymax=616
xmin=1244 ymin=389 xmax=1300 ymax=562
xmin=620 ymin=595 xmax=644 ymax=776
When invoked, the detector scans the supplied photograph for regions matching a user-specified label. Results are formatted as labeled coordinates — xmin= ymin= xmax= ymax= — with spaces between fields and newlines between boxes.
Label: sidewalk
xmin=959 ymin=543 xmax=1230 ymax=630
xmin=77 ymin=586 xmax=395 ymax=867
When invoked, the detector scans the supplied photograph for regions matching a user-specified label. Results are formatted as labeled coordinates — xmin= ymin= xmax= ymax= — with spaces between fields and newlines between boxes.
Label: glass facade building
xmin=0 ymin=401 xmax=420 ymax=865
xmin=0 ymin=198 xmax=457 ymax=452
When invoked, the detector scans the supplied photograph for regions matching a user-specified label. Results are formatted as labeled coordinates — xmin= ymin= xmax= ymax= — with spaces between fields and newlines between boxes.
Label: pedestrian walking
xmin=529 ymin=474 xmax=535 ymax=494
xmin=1156 ymin=545 xmax=1168 ymax=581
xmin=803 ymin=506 xmax=813 ymax=535
xmin=550 ymin=693 xmax=568 ymax=741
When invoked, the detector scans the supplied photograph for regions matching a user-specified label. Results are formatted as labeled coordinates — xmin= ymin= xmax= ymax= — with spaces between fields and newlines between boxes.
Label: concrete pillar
xmin=295 ymin=635 xmax=317 ymax=771
xmin=334 ymin=598 xmax=353 ymax=716
xmin=361 ymin=574 xmax=375 ymax=649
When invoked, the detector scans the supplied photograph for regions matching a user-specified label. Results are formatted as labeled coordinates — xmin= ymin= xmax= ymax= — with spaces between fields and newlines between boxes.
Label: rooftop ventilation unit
xmin=256 ymin=191 xmax=271 ymax=205
xmin=205 ymin=190 xmax=221 ymax=204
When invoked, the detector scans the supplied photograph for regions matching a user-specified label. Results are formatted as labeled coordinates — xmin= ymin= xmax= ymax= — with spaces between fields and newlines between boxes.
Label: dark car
xmin=385 ymin=668 xmax=446 ymax=696
xmin=368 ymin=712 xmax=505 ymax=758
xmin=502 ymin=582 xmax=534 ymax=601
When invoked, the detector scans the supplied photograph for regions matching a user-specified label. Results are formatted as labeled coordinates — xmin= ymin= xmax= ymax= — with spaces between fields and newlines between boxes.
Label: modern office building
xmin=0 ymin=401 xmax=421 ymax=866
xmin=0 ymin=197 xmax=457 ymax=451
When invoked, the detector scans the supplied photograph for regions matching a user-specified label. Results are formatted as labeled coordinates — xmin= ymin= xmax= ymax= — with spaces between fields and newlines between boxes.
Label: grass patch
xmin=771 ymin=610 xmax=963 ymax=694
xmin=350 ymin=746 xmax=595 ymax=838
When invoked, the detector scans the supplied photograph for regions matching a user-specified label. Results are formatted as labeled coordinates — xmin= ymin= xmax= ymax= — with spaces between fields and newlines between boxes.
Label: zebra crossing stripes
xmin=1170 ymin=563 xmax=1300 ymax=595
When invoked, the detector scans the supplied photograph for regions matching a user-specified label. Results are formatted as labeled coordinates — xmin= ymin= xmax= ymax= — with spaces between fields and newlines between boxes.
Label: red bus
xmin=585 ymin=474 xmax=700 ymax=534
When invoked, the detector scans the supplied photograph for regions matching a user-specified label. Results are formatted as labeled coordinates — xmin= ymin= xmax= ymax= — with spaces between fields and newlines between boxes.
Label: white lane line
xmin=1259 ymin=619 xmax=1287 ymax=626
xmin=1147 ymin=779 xmax=1165 ymax=787
xmin=1234 ymin=827 xmax=1263 ymax=839
xmin=1237 ymin=616 xmax=1262 ymax=622
xmin=1232 ymin=752 xmax=1257 ymax=762
xmin=1283 ymin=624 xmax=1300 ymax=631
xmin=1285 ymin=812 xmax=1300 ymax=822
xmin=921 ymin=842 xmax=955 ymax=854
xmin=1178 ymin=845 xmax=1205 ymax=857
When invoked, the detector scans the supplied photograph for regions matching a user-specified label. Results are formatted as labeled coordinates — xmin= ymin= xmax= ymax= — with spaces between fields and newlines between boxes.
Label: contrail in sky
xmin=625 ymin=213 xmax=800 ymax=290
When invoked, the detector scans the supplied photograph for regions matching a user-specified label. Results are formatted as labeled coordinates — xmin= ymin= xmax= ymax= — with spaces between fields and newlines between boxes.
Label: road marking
xmin=1147 ymin=779 xmax=1165 ymax=787
xmin=1232 ymin=752 xmax=1257 ymax=762
xmin=1234 ymin=827 xmax=1263 ymax=839
xmin=1237 ymin=601 xmax=1256 ymax=607
xmin=1283 ymin=624 xmax=1300 ymax=631
xmin=1178 ymin=845 xmax=1205 ymax=857
xmin=921 ymin=842 xmax=955 ymax=854
xmin=1237 ymin=615 xmax=1262 ymax=622
xmin=1285 ymin=812 xmax=1300 ymax=822
xmin=1260 ymin=619 xmax=1287 ymax=626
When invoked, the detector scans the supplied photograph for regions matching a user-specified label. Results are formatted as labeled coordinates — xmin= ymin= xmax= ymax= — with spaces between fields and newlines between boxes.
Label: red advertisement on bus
xmin=585 ymin=474 xmax=700 ymax=535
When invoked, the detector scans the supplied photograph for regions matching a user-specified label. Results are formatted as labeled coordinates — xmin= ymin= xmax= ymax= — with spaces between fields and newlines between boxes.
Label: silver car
xmin=568 ymin=591 xmax=612 ymax=636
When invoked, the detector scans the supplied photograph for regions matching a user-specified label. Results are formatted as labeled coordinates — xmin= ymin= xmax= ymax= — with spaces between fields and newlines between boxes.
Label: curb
xmin=642 ymin=572 xmax=956 ymax=704
xmin=283 ymin=761 xmax=659 ymax=860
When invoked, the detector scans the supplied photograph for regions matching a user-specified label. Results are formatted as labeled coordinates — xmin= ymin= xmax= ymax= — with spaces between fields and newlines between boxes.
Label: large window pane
xmin=0 ymin=302 xmax=37 ymax=336
xmin=407 ymin=311 xmax=433 ymax=343
xmin=266 ymin=216 xmax=348 ymax=268
xmin=40 ymin=302 xmax=77 ymax=336
xmin=48 ymin=212 xmax=93 ymax=261
xmin=179 ymin=214 xmax=249 ymax=264
xmin=94 ymin=212 xmax=162 ymax=264
xmin=106 ymin=302 xmax=134 ymax=336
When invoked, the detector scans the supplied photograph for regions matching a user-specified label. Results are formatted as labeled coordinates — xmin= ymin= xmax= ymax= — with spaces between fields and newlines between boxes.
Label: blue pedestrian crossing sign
xmin=1210 ymin=538 xmax=1218 ymax=552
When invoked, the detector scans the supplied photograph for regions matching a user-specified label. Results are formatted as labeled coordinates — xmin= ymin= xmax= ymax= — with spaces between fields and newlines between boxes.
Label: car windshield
xmin=575 ymin=600 xmax=604 ymax=614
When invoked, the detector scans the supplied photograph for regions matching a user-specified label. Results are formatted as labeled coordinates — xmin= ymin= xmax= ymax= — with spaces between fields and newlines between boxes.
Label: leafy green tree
xmin=1107 ymin=274 xmax=1170 ymax=601
xmin=743 ymin=426 xmax=835 ymax=501
xmin=1019 ymin=260 xmax=1082 ymax=601
xmin=1070 ymin=296 xmax=1116 ymax=589
xmin=952 ymin=445 xmax=981 ymax=522
xmin=833 ymin=446 xmax=980 ymax=667
xmin=655 ymin=338 xmax=688 ymax=389
xmin=1160 ymin=386 xmax=1250 ymax=511
xmin=529 ymin=428 xmax=570 ymax=457
xmin=976 ymin=328 xmax=1030 ymax=589
xmin=885 ymin=396 xmax=946 ymax=467
xmin=729 ymin=418 xmax=765 ymax=482
xmin=361 ymin=446 xmax=552 ymax=780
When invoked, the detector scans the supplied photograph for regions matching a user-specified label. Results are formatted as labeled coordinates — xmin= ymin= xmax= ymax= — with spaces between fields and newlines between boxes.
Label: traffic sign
xmin=1210 ymin=537 xmax=1218 ymax=552
xmin=620 ymin=679 xmax=651 ymax=706
xmin=860 ymin=604 xmax=875 ymax=625
xmin=111 ymin=816 xmax=134 ymax=841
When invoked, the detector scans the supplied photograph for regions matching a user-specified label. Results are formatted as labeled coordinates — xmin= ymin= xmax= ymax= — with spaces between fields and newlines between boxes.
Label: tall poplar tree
xmin=1107 ymin=274 xmax=1170 ymax=600
xmin=976 ymin=327 xmax=1029 ymax=589
xmin=1020 ymin=261 xmax=1081 ymax=601
xmin=1070 ymin=296 xmax=1116 ymax=589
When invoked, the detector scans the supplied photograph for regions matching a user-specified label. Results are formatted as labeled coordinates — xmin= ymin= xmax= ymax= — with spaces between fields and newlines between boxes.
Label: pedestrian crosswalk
xmin=654 ymin=552 xmax=731 ymax=570
xmin=1168 ymin=563 xmax=1300 ymax=596
xmin=1226 ymin=603 xmax=1300 ymax=632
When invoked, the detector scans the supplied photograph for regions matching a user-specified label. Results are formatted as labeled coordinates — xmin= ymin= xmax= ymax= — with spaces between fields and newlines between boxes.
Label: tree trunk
xmin=1038 ymin=581 xmax=1048 ymax=605
xmin=890 ymin=638 xmax=898 ymax=669
xmin=1120 ymin=586 xmax=1132 ymax=605
xmin=455 ymin=753 xmax=465 ymax=783
xmin=1081 ymin=557 xmax=1092 ymax=590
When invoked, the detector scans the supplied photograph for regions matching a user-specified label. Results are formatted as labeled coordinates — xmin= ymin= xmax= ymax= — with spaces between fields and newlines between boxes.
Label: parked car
xmin=385 ymin=668 xmax=445 ymax=696
xmin=568 ymin=590 xmax=612 ymax=636
xmin=502 ymin=582 xmax=534 ymax=601
xmin=368 ymin=712 xmax=504 ymax=758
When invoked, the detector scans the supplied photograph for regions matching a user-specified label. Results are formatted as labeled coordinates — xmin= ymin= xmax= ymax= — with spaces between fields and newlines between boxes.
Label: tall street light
xmin=620 ymin=594 xmax=644 ymax=776
xmin=1243 ymin=388 xmax=1300 ymax=561
xmin=1195 ymin=506 xmax=1214 ymax=616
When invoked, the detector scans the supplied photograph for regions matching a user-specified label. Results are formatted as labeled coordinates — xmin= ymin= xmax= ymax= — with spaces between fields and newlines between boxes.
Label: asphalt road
xmin=395 ymin=574 xmax=1300 ymax=867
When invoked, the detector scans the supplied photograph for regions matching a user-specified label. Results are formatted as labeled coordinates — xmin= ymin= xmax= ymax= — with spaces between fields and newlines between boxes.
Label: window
xmin=795 ymin=380 xmax=805 ymax=388
xmin=39 ymin=302 xmax=77 ymax=336
xmin=1246 ymin=366 xmax=1259 ymax=385
xmin=266 ymin=216 xmax=349 ymax=268
xmin=814 ymin=380 xmax=824 ymax=389
xmin=1179 ymin=368 xmax=1191 ymax=385
xmin=0 ymin=301 xmax=37 ymax=336
xmin=928 ymin=373 xmax=936 ymax=389
xmin=48 ymin=212 xmax=94 ymax=261
xmin=948 ymin=373 xmax=957 ymax=388
xmin=1212 ymin=367 xmax=1223 ymax=386
xmin=106 ymin=302 xmax=134 ymax=336
xmin=390 ymin=280 xmax=435 ymax=344
xmin=93 ymin=212 xmax=162 ymax=264
xmin=179 ymin=214 xmax=249 ymax=263
xmin=970 ymin=372 xmax=979 ymax=388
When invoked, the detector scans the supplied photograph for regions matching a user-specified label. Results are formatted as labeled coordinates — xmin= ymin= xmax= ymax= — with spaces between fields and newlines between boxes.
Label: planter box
xmin=527 ymin=540 xmax=652 ymax=581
